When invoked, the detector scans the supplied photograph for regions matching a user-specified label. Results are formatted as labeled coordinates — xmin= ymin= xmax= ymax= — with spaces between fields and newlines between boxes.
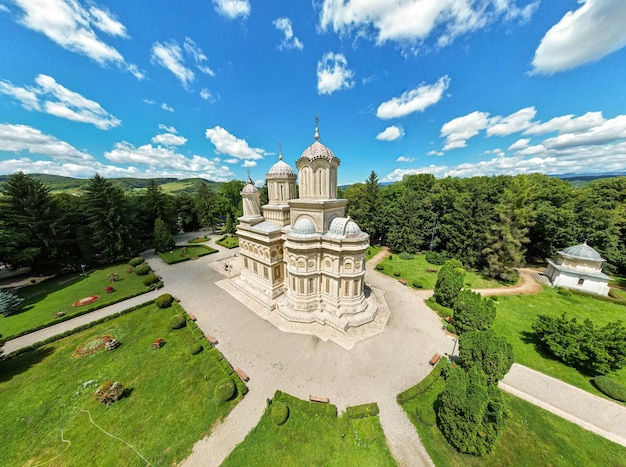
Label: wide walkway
xmin=5 ymin=240 xmax=626 ymax=465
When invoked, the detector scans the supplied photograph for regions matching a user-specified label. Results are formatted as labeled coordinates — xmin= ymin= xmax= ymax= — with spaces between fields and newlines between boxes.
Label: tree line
xmin=343 ymin=171 xmax=626 ymax=279
xmin=0 ymin=172 xmax=247 ymax=272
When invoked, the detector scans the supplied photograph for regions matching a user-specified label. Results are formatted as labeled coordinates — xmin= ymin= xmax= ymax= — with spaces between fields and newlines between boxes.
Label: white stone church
xmin=232 ymin=123 xmax=378 ymax=332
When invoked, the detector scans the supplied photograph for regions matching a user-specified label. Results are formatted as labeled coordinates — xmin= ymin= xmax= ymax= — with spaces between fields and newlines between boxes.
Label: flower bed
xmin=73 ymin=295 xmax=100 ymax=307
xmin=72 ymin=334 xmax=114 ymax=358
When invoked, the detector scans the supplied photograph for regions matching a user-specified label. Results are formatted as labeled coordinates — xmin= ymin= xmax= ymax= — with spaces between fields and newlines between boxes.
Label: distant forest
xmin=0 ymin=171 xmax=624 ymax=279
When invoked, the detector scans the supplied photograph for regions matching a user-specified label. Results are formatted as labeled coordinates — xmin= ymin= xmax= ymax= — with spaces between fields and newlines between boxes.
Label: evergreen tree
xmin=196 ymin=183 xmax=220 ymax=232
xmin=459 ymin=330 xmax=514 ymax=385
xmin=153 ymin=218 xmax=175 ymax=252
xmin=143 ymin=179 xmax=177 ymax=233
xmin=361 ymin=171 xmax=382 ymax=243
xmin=452 ymin=290 xmax=496 ymax=334
xmin=0 ymin=290 xmax=25 ymax=316
xmin=82 ymin=174 xmax=136 ymax=264
xmin=433 ymin=259 xmax=465 ymax=308
xmin=175 ymin=193 xmax=200 ymax=232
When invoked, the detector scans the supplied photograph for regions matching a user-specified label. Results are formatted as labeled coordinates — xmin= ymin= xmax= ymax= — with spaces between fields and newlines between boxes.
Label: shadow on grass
xmin=519 ymin=330 xmax=560 ymax=361
xmin=19 ymin=273 xmax=85 ymax=308
xmin=0 ymin=346 xmax=55 ymax=383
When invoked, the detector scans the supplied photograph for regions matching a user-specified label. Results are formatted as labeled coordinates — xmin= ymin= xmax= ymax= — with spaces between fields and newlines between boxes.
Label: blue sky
xmin=1 ymin=1 xmax=626 ymax=185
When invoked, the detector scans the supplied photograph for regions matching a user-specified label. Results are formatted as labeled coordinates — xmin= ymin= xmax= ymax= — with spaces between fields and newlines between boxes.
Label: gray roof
xmin=251 ymin=220 xmax=282 ymax=233
xmin=559 ymin=242 xmax=605 ymax=262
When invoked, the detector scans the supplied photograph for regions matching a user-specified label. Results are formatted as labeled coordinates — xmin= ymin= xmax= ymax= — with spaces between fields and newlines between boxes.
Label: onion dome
xmin=291 ymin=217 xmax=316 ymax=236
xmin=268 ymin=154 xmax=296 ymax=177
xmin=559 ymin=242 xmax=604 ymax=261
xmin=297 ymin=118 xmax=340 ymax=164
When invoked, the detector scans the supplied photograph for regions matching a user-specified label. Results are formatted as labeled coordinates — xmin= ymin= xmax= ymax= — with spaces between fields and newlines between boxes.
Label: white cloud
xmin=223 ymin=158 xmax=239 ymax=164
xmin=273 ymin=17 xmax=304 ymax=50
xmin=213 ymin=0 xmax=250 ymax=19
xmin=0 ymin=123 xmax=93 ymax=161
xmin=376 ymin=125 xmax=404 ymax=141
xmin=158 ymin=124 xmax=177 ymax=133
xmin=200 ymin=88 xmax=216 ymax=102
xmin=440 ymin=110 xmax=490 ymax=150
xmin=161 ymin=103 xmax=174 ymax=112
xmin=242 ymin=160 xmax=257 ymax=167
xmin=524 ymin=111 xmax=605 ymax=135
xmin=184 ymin=37 xmax=215 ymax=76
xmin=319 ymin=0 xmax=538 ymax=47
xmin=508 ymin=138 xmax=530 ymax=150
xmin=0 ymin=74 xmax=121 ymax=129
xmin=487 ymin=106 xmax=536 ymax=136
xmin=205 ymin=126 xmax=267 ymax=160
xmin=316 ymin=52 xmax=355 ymax=95
xmin=12 ymin=0 xmax=140 ymax=77
xmin=542 ymin=114 xmax=626 ymax=149
xmin=427 ymin=150 xmax=444 ymax=156
xmin=532 ymin=0 xmax=626 ymax=74
xmin=151 ymin=41 xmax=195 ymax=87
xmin=376 ymin=76 xmax=450 ymax=119
xmin=396 ymin=156 xmax=415 ymax=162
xmin=152 ymin=133 xmax=187 ymax=146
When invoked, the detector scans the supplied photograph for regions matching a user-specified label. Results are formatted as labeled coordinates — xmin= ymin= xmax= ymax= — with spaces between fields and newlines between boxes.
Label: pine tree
xmin=153 ymin=218 xmax=175 ymax=252
xmin=433 ymin=259 xmax=465 ymax=308
xmin=459 ymin=330 xmax=514 ymax=385
xmin=0 ymin=290 xmax=25 ymax=316
xmin=196 ymin=183 xmax=220 ymax=232
xmin=452 ymin=290 xmax=496 ymax=334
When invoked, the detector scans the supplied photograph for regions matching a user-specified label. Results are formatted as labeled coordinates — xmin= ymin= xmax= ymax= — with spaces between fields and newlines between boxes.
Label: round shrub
xmin=399 ymin=252 xmax=414 ymax=260
xmin=393 ymin=270 xmax=401 ymax=277
xmin=190 ymin=343 xmax=203 ymax=355
xmin=169 ymin=314 xmax=187 ymax=329
xmin=134 ymin=263 xmax=151 ymax=276
xmin=155 ymin=293 xmax=174 ymax=309
xmin=142 ymin=273 xmax=160 ymax=287
xmin=557 ymin=287 xmax=572 ymax=296
xmin=412 ymin=280 xmax=423 ymax=289
xmin=593 ymin=376 xmax=626 ymax=402
xmin=271 ymin=401 xmax=290 ymax=425
xmin=129 ymin=256 xmax=144 ymax=267
xmin=388 ymin=254 xmax=393 ymax=260
xmin=214 ymin=378 xmax=236 ymax=402
xmin=425 ymin=251 xmax=446 ymax=265
xmin=375 ymin=264 xmax=384 ymax=271
xmin=446 ymin=323 xmax=457 ymax=334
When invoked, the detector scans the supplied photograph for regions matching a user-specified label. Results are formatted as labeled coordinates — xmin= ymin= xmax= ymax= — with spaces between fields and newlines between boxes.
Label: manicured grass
xmin=0 ymin=302 xmax=242 ymax=466
xmin=377 ymin=253 xmax=507 ymax=290
xmin=399 ymin=365 xmax=626 ymax=466
xmin=187 ymin=236 xmax=211 ymax=244
xmin=157 ymin=244 xmax=217 ymax=264
xmin=492 ymin=286 xmax=626 ymax=397
xmin=223 ymin=391 xmax=396 ymax=467
xmin=610 ymin=287 xmax=626 ymax=301
xmin=216 ymin=235 xmax=239 ymax=249
xmin=1 ymin=264 xmax=151 ymax=340
xmin=366 ymin=245 xmax=382 ymax=260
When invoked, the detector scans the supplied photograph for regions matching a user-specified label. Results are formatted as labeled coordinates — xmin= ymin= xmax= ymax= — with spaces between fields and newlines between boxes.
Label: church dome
xmin=292 ymin=217 xmax=316 ymax=236
xmin=327 ymin=217 xmax=362 ymax=238
xmin=241 ymin=181 xmax=258 ymax=194
xmin=268 ymin=157 xmax=296 ymax=177
xmin=345 ymin=221 xmax=361 ymax=238
xmin=559 ymin=242 xmax=604 ymax=261
xmin=299 ymin=141 xmax=338 ymax=163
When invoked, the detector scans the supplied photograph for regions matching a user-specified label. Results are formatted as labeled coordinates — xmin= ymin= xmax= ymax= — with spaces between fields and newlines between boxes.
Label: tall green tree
xmin=142 ymin=179 xmax=177 ymax=239
xmin=459 ymin=330 xmax=514 ymax=385
xmin=196 ymin=183 xmax=221 ymax=232
xmin=82 ymin=174 xmax=136 ymax=264
xmin=175 ymin=193 xmax=201 ymax=232
xmin=433 ymin=259 xmax=465 ymax=308
xmin=361 ymin=171 xmax=382 ymax=243
xmin=452 ymin=290 xmax=496 ymax=334
xmin=153 ymin=218 xmax=175 ymax=252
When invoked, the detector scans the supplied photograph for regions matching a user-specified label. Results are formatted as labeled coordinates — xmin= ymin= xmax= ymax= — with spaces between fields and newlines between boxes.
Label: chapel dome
xmin=345 ymin=221 xmax=361 ymax=238
xmin=299 ymin=141 xmax=338 ymax=163
xmin=268 ymin=156 xmax=296 ymax=177
xmin=241 ymin=180 xmax=258 ymax=194
xmin=559 ymin=242 xmax=604 ymax=261
xmin=327 ymin=217 xmax=362 ymax=238
xmin=291 ymin=217 xmax=316 ymax=236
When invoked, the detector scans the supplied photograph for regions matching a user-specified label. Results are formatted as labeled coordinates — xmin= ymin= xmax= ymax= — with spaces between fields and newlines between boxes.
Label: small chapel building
xmin=544 ymin=242 xmax=611 ymax=296
xmin=233 ymin=123 xmax=378 ymax=332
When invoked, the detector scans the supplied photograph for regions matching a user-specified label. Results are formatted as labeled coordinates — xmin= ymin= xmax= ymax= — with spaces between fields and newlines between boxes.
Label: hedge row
xmin=397 ymin=360 xmax=444 ymax=404
xmin=274 ymin=390 xmax=338 ymax=418
xmin=3 ymin=300 xmax=155 ymax=359
xmin=593 ymin=376 xmax=626 ymax=402
xmin=568 ymin=287 xmax=626 ymax=307
xmin=346 ymin=402 xmax=379 ymax=419
xmin=158 ymin=245 xmax=218 ymax=265
xmin=216 ymin=236 xmax=239 ymax=249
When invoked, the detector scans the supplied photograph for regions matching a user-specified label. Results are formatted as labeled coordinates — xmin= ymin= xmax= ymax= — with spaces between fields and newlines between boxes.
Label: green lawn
xmin=0 ymin=302 xmax=242 ymax=466
xmin=216 ymin=235 xmax=239 ymax=249
xmin=492 ymin=285 xmax=626 ymax=396
xmin=223 ymin=392 xmax=396 ymax=467
xmin=187 ymin=236 xmax=211 ymax=244
xmin=399 ymin=365 xmax=626 ymax=466
xmin=157 ymin=244 xmax=217 ymax=264
xmin=1 ymin=264 xmax=150 ymax=340
xmin=365 ymin=245 xmax=382 ymax=260
xmin=377 ymin=253 xmax=508 ymax=290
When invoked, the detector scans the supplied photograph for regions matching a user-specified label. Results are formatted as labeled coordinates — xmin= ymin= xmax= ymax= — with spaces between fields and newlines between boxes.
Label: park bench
xmin=429 ymin=353 xmax=441 ymax=366
xmin=235 ymin=368 xmax=249 ymax=382
xmin=205 ymin=334 xmax=218 ymax=346
xmin=188 ymin=313 xmax=197 ymax=321
xmin=309 ymin=395 xmax=329 ymax=404
xmin=152 ymin=338 xmax=164 ymax=349
xmin=106 ymin=339 xmax=121 ymax=351
xmin=173 ymin=296 xmax=181 ymax=302
xmin=398 ymin=279 xmax=407 ymax=286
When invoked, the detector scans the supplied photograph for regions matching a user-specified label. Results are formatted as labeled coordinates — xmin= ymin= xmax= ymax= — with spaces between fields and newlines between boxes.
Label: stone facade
xmin=544 ymin=242 xmax=610 ymax=296
xmin=234 ymin=125 xmax=377 ymax=331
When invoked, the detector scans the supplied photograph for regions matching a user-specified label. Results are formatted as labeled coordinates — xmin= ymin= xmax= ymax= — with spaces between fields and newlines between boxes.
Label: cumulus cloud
xmin=12 ymin=0 xmax=141 ymax=77
xmin=0 ymin=123 xmax=93 ymax=161
xmin=213 ymin=0 xmax=250 ymax=19
xmin=152 ymin=133 xmax=187 ymax=146
xmin=440 ymin=110 xmax=490 ymax=150
xmin=487 ymin=107 xmax=536 ymax=136
xmin=242 ymin=160 xmax=257 ymax=167
xmin=508 ymin=138 xmax=530 ymax=150
xmin=376 ymin=76 xmax=450 ymax=119
xmin=396 ymin=155 xmax=415 ymax=162
xmin=532 ymin=0 xmax=626 ymax=74
xmin=0 ymin=74 xmax=120 ymax=129
xmin=273 ymin=17 xmax=303 ymax=50
xmin=205 ymin=126 xmax=268 ymax=161
xmin=319 ymin=0 xmax=538 ymax=48
xmin=376 ymin=125 xmax=404 ymax=141
xmin=316 ymin=52 xmax=355 ymax=95
xmin=524 ymin=111 xmax=605 ymax=135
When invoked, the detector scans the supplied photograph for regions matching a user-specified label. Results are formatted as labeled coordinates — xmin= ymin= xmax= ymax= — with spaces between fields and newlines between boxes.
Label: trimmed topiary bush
xmin=271 ymin=401 xmax=290 ymax=425
xmin=388 ymin=254 xmax=393 ymax=260
xmin=190 ymin=342 xmax=203 ymax=355
xmin=134 ymin=263 xmax=151 ymax=276
xmin=375 ymin=264 xmax=384 ymax=271
xmin=399 ymin=252 xmax=414 ymax=260
xmin=393 ymin=270 xmax=401 ymax=277
xmin=593 ymin=376 xmax=626 ymax=402
xmin=155 ymin=293 xmax=174 ymax=309
xmin=142 ymin=274 xmax=160 ymax=287
xmin=412 ymin=280 xmax=424 ymax=288
xmin=425 ymin=251 xmax=446 ymax=265
xmin=346 ymin=402 xmax=379 ymax=419
xmin=214 ymin=378 xmax=236 ymax=402
xmin=169 ymin=314 xmax=186 ymax=329
xmin=129 ymin=256 xmax=144 ymax=267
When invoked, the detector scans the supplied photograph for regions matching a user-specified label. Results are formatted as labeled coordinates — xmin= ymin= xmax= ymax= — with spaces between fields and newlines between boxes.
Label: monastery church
xmin=232 ymin=122 xmax=378 ymax=332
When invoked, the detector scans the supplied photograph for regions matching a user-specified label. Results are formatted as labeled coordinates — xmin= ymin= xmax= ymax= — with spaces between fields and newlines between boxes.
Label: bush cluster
xmin=412 ymin=280 xmax=423 ymax=289
xmin=532 ymin=313 xmax=626 ymax=375
xmin=134 ymin=263 xmax=151 ymax=276
xmin=452 ymin=290 xmax=496 ymax=334
xmin=375 ymin=264 xmax=384 ymax=271
xmin=142 ymin=274 xmax=160 ymax=287
xmin=155 ymin=293 xmax=174 ymax=308
xmin=128 ymin=256 xmax=144 ymax=267
xmin=399 ymin=252 xmax=414 ymax=260
xmin=169 ymin=314 xmax=187 ymax=329
xmin=214 ymin=378 xmax=236 ymax=403
xmin=557 ymin=287 xmax=572 ymax=296
xmin=190 ymin=343 xmax=203 ymax=355
xmin=271 ymin=401 xmax=290 ymax=425
xmin=393 ymin=270 xmax=401 ymax=277
xmin=593 ymin=376 xmax=626 ymax=402
xmin=346 ymin=402 xmax=379 ymax=419
xmin=425 ymin=251 xmax=446 ymax=265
